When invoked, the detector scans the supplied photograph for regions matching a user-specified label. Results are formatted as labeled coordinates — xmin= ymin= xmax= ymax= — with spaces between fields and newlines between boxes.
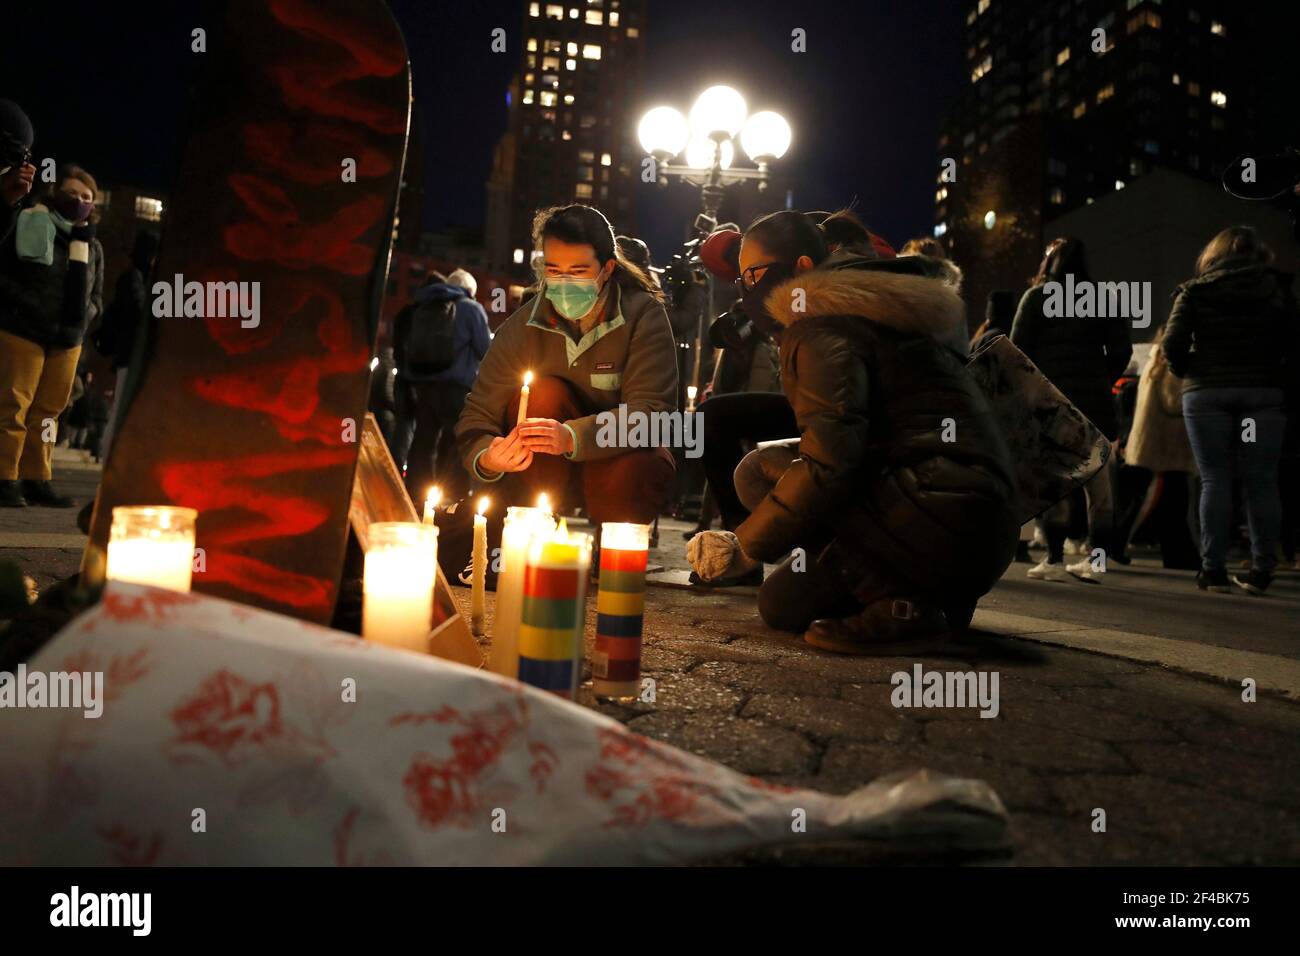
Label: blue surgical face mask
xmin=545 ymin=274 xmax=602 ymax=319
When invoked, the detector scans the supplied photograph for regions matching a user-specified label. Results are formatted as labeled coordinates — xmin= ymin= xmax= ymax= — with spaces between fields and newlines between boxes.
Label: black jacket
xmin=735 ymin=254 xmax=1020 ymax=602
xmin=0 ymin=210 xmax=104 ymax=349
xmin=1164 ymin=260 xmax=1298 ymax=393
xmin=96 ymin=267 xmax=148 ymax=368
xmin=1010 ymin=282 xmax=1131 ymax=439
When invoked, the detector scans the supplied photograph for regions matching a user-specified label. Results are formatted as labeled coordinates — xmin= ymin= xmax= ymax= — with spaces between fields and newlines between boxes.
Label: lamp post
xmin=637 ymin=86 xmax=791 ymax=400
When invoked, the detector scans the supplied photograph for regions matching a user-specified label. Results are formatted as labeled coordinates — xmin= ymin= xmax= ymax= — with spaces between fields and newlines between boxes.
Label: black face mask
xmin=739 ymin=263 xmax=793 ymax=338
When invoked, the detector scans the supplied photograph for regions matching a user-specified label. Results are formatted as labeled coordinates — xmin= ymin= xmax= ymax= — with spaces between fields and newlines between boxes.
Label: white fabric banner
xmin=0 ymin=583 xmax=1007 ymax=865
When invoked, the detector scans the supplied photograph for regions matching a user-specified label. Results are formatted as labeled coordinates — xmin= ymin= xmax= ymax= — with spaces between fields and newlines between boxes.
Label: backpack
xmin=401 ymin=297 xmax=458 ymax=380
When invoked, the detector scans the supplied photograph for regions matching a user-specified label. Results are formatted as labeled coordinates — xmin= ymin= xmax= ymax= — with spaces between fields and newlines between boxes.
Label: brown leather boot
xmin=804 ymin=596 xmax=949 ymax=655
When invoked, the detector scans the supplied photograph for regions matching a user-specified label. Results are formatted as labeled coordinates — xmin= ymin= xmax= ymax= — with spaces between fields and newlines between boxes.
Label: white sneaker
xmin=1063 ymin=538 xmax=1087 ymax=556
xmin=1065 ymin=558 xmax=1103 ymax=583
xmin=1027 ymin=559 xmax=1070 ymax=582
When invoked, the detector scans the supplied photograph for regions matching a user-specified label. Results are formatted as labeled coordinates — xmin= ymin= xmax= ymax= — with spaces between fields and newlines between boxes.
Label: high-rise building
xmin=934 ymin=0 xmax=1273 ymax=328
xmin=485 ymin=0 xmax=647 ymax=278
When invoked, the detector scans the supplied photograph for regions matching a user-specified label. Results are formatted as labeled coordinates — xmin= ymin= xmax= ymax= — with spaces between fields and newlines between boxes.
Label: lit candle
xmin=422 ymin=486 xmax=441 ymax=526
xmin=489 ymin=505 xmax=557 ymax=677
xmin=537 ymin=491 xmax=551 ymax=516
xmin=593 ymin=522 xmax=651 ymax=701
xmin=686 ymin=385 xmax=698 ymax=413
xmin=517 ymin=525 xmax=592 ymax=697
xmin=517 ymin=370 xmax=533 ymax=425
xmin=471 ymin=496 xmax=490 ymax=636
xmin=362 ymin=521 xmax=438 ymax=654
xmin=106 ymin=506 xmax=198 ymax=593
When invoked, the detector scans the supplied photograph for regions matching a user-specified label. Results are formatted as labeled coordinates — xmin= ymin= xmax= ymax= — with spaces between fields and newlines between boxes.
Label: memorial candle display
xmin=106 ymin=506 xmax=198 ymax=593
xmin=362 ymin=522 xmax=438 ymax=654
xmin=593 ymin=522 xmax=651 ymax=701
xmin=470 ymin=496 xmax=489 ymax=636
xmin=517 ymin=370 xmax=533 ymax=425
xmin=422 ymin=486 xmax=441 ymax=526
xmin=517 ymin=526 xmax=592 ymax=698
xmin=488 ymin=505 xmax=557 ymax=677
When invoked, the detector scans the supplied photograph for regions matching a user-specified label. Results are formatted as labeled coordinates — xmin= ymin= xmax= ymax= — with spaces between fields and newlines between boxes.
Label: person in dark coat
xmin=0 ymin=100 xmax=36 ymax=245
xmin=396 ymin=268 xmax=491 ymax=501
xmin=0 ymin=164 xmax=104 ymax=508
xmin=688 ymin=210 xmax=1020 ymax=651
xmin=94 ymin=228 xmax=159 ymax=461
xmin=1164 ymin=225 xmax=1299 ymax=595
xmin=1011 ymin=238 xmax=1131 ymax=581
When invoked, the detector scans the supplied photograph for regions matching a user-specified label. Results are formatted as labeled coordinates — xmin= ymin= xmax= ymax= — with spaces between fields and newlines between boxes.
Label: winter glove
xmin=63 ymin=226 xmax=94 ymax=330
xmin=687 ymin=530 xmax=760 ymax=582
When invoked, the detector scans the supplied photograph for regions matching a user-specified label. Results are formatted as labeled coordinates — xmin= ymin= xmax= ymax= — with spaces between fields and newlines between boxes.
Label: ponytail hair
xmin=531 ymin=204 xmax=664 ymax=301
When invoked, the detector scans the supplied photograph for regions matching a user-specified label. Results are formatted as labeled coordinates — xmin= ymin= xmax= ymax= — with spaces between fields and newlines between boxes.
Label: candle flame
xmin=537 ymin=492 xmax=551 ymax=513
xmin=523 ymin=370 xmax=533 ymax=387
xmin=476 ymin=496 xmax=490 ymax=516
xmin=426 ymin=485 xmax=441 ymax=507
xmin=686 ymin=385 xmax=698 ymax=400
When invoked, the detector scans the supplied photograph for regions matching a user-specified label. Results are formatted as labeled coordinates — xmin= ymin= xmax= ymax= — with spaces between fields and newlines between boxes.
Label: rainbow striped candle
xmin=517 ymin=529 xmax=592 ymax=697
xmin=593 ymin=522 xmax=650 ymax=701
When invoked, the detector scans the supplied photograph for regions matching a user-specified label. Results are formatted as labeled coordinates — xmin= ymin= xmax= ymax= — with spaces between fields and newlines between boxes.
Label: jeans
xmin=698 ymin=391 xmax=797 ymax=530
xmin=1182 ymin=386 xmax=1286 ymax=574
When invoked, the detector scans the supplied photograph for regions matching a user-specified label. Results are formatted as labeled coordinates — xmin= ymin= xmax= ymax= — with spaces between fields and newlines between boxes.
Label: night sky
xmin=2 ymin=0 xmax=965 ymax=263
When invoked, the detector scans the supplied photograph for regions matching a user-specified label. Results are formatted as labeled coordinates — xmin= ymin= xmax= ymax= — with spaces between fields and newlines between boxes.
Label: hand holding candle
xmin=470 ymin=496 xmax=490 ymax=636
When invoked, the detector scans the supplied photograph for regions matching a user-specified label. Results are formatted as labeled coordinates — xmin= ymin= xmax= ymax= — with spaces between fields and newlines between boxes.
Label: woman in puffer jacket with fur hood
xmin=688 ymin=210 xmax=1019 ymax=652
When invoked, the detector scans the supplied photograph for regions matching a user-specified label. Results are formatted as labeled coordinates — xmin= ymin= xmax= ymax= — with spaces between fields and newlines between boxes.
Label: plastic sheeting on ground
xmin=0 ymin=583 xmax=1008 ymax=865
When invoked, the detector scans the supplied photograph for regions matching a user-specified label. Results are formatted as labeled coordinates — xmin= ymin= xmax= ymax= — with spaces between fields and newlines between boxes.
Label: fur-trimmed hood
xmin=765 ymin=256 xmax=969 ymax=356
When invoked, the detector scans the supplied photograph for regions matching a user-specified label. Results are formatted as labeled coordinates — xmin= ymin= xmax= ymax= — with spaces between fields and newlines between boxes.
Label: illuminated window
xmin=513 ymin=248 xmax=525 ymax=264
xmin=1210 ymin=90 xmax=1227 ymax=107
xmin=578 ymin=150 xmax=595 ymax=162
xmin=935 ymin=187 xmax=948 ymax=202
xmin=934 ymin=222 xmax=948 ymax=237
xmin=542 ymin=55 xmax=559 ymax=70
xmin=966 ymin=10 xmax=976 ymax=25
xmin=524 ymin=73 xmax=534 ymax=84
xmin=1049 ymin=187 xmax=1064 ymax=204
xmin=576 ymin=183 xmax=593 ymax=198
xmin=545 ymin=4 xmax=563 ymax=20
xmin=1056 ymin=46 xmax=1070 ymax=66
xmin=544 ymin=39 xmax=561 ymax=52
xmin=522 ymin=89 xmax=534 ymax=105
xmin=527 ymin=38 xmax=537 ymax=52
xmin=563 ymin=93 xmax=575 ymax=105
xmin=566 ymin=59 xmax=576 ymax=70
xmin=1126 ymin=10 xmax=1161 ymax=33
xmin=1210 ymin=21 xmax=1226 ymax=36
xmin=569 ymin=8 xmax=578 ymax=18
xmin=1096 ymin=84 xmax=1115 ymax=104
xmin=610 ymin=11 xmax=619 ymax=26
xmin=134 ymin=196 xmax=163 ymax=221
xmin=582 ymin=44 xmax=601 ymax=59
xmin=1073 ymin=101 xmax=1087 ymax=119
xmin=540 ymin=91 xmax=556 ymax=106
xmin=601 ymin=152 xmax=612 ymax=166
xmin=562 ymin=130 xmax=572 ymax=140
xmin=978 ymin=0 xmax=991 ymax=13
xmin=567 ymin=41 xmax=577 ymax=55
xmin=585 ymin=10 xmax=603 ymax=24
xmin=627 ymin=27 xmax=639 ymax=38
xmin=1171 ymin=72 xmax=1180 ymax=85
xmin=971 ymin=55 xmax=992 ymax=83
xmin=529 ymin=2 xmax=539 ymax=16
xmin=578 ymin=166 xmax=593 ymax=181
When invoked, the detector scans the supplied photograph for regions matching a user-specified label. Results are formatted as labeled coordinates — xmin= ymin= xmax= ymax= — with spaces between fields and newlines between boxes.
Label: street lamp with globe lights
xmin=637 ymin=85 xmax=791 ymax=227
xmin=636 ymin=86 xmax=792 ymax=427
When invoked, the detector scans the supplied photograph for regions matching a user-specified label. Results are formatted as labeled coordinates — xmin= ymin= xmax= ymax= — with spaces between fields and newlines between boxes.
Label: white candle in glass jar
xmin=363 ymin=522 xmax=438 ymax=653
xmin=106 ymin=506 xmax=197 ymax=593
